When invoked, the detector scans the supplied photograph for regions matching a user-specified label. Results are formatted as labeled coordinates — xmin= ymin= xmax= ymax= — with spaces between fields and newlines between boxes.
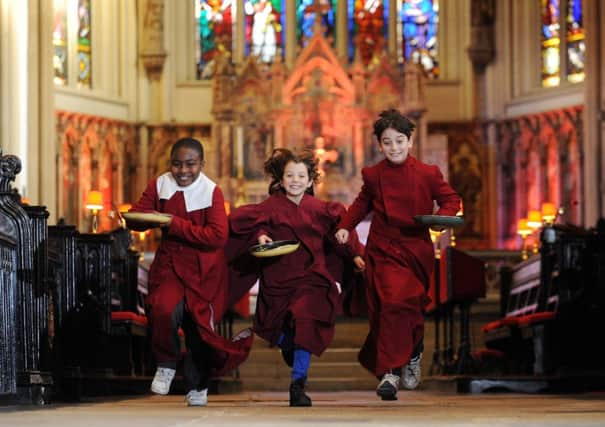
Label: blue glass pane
xmin=401 ymin=0 xmax=439 ymax=78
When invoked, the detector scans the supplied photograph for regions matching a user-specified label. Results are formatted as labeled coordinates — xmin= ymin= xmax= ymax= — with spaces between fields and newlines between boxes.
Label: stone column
xmin=467 ymin=0 xmax=495 ymax=120
xmin=0 ymin=0 xmax=56 ymax=219
xmin=582 ymin=0 xmax=605 ymax=225
xmin=139 ymin=0 xmax=167 ymax=122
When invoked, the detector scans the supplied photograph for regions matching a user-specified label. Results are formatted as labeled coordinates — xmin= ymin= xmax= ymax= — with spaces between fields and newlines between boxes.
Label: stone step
xmin=242 ymin=347 xmax=360 ymax=364
xmin=240 ymin=360 xmax=371 ymax=379
xmin=241 ymin=376 xmax=377 ymax=392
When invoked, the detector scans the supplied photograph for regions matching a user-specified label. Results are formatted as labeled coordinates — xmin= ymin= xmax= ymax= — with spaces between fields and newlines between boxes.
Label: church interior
xmin=1 ymin=0 xmax=605 ymax=422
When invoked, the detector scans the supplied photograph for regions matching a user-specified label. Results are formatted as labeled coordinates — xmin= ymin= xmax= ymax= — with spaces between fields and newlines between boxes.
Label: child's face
xmin=170 ymin=147 xmax=203 ymax=187
xmin=281 ymin=161 xmax=313 ymax=200
xmin=378 ymin=127 xmax=413 ymax=165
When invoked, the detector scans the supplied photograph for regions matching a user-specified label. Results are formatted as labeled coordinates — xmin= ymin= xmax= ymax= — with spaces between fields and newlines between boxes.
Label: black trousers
xmin=157 ymin=299 xmax=211 ymax=392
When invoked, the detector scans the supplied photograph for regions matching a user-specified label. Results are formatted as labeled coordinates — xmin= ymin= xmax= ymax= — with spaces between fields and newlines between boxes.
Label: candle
xmin=236 ymin=126 xmax=244 ymax=170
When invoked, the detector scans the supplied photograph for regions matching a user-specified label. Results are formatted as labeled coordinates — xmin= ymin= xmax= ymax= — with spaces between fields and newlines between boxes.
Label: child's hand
xmin=258 ymin=234 xmax=273 ymax=245
xmin=335 ymin=229 xmax=349 ymax=244
xmin=353 ymin=255 xmax=366 ymax=272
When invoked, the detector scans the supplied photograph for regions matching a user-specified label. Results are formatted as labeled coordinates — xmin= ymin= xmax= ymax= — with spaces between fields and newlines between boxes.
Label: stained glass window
xmin=348 ymin=0 xmax=388 ymax=65
xmin=296 ymin=0 xmax=337 ymax=48
xmin=245 ymin=0 xmax=285 ymax=63
xmin=196 ymin=0 xmax=234 ymax=79
xmin=566 ymin=0 xmax=584 ymax=83
xmin=77 ymin=0 xmax=92 ymax=88
xmin=53 ymin=0 xmax=68 ymax=86
xmin=541 ymin=0 xmax=560 ymax=87
xmin=400 ymin=0 xmax=439 ymax=78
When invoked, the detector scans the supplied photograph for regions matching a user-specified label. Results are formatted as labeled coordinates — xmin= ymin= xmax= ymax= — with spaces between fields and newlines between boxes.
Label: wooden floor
xmin=2 ymin=390 xmax=605 ymax=426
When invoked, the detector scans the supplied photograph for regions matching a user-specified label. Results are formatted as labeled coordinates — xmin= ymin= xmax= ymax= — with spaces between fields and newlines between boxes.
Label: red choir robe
xmin=128 ymin=172 xmax=253 ymax=376
xmin=338 ymin=156 xmax=461 ymax=376
xmin=227 ymin=191 xmax=364 ymax=356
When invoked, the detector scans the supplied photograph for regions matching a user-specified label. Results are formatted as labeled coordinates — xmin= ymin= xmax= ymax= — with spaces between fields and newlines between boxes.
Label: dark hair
xmin=373 ymin=109 xmax=416 ymax=140
xmin=264 ymin=148 xmax=319 ymax=195
xmin=171 ymin=137 xmax=204 ymax=161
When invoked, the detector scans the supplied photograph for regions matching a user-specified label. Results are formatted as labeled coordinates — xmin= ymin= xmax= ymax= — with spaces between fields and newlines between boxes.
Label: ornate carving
xmin=0 ymin=148 xmax=22 ymax=193
xmin=140 ymin=0 xmax=167 ymax=81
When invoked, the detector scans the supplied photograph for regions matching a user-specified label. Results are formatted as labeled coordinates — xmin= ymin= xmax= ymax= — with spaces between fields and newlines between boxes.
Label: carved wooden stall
xmin=0 ymin=149 xmax=52 ymax=404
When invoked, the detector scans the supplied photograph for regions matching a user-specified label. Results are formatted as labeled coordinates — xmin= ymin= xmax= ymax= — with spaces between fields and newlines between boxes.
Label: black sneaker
xmin=376 ymin=373 xmax=399 ymax=401
xmin=289 ymin=377 xmax=312 ymax=407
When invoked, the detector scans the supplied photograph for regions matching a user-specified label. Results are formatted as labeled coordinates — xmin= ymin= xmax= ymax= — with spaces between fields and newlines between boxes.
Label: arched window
xmin=245 ymin=0 xmax=286 ymax=63
xmin=565 ymin=0 xmax=585 ymax=83
xmin=77 ymin=0 xmax=92 ymax=88
xmin=400 ymin=0 xmax=439 ymax=79
xmin=348 ymin=0 xmax=388 ymax=65
xmin=53 ymin=0 xmax=93 ymax=88
xmin=296 ymin=0 xmax=337 ymax=48
xmin=195 ymin=0 xmax=234 ymax=80
xmin=541 ymin=0 xmax=584 ymax=87
xmin=53 ymin=1 xmax=68 ymax=86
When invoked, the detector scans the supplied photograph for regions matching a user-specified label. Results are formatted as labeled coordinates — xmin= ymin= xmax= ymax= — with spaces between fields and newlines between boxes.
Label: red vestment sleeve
xmin=338 ymin=168 xmax=373 ymax=231
xmin=166 ymin=187 xmax=228 ymax=250
xmin=325 ymin=202 xmax=364 ymax=259
xmin=127 ymin=179 xmax=161 ymax=231
xmin=429 ymin=166 xmax=462 ymax=216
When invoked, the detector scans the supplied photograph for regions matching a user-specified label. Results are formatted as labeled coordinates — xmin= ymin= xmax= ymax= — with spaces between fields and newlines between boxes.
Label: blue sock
xmin=291 ymin=348 xmax=311 ymax=381
xmin=278 ymin=330 xmax=293 ymax=350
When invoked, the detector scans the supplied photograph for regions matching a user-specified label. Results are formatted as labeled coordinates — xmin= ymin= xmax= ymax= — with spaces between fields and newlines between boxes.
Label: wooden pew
xmin=0 ymin=149 xmax=53 ymax=404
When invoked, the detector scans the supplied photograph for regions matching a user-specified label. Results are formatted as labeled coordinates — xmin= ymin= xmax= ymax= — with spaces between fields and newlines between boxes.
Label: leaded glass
xmin=541 ymin=0 xmax=560 ymax=87
xmin=77 ymin=0 xmax=92 ymax=88
xmin=348 ymin=0 xmax=388 ymax=65
xmin=566 ymin=0 xmax=584 ymax=83
xmin=296 ymin=0 xmax=336 ymax=48
xmin=53 ymin=0 xmax=68 ymax=86
xmin=196 ymin=0 xmax=234 ymax=79
xmin=401 ymin=0 xmax=439 ymax=78
xmin=245 ymin=0 xmax=285 ymax=63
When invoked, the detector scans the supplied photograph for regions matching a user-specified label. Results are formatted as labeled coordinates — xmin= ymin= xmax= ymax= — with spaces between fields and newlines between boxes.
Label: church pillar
xmin=583 ymin=0 xmax=605 ymax=224
xmin=388 ymin=0 xmax=398 ymax=59
xmin=285 ymin=1 xmax=297 ymax=69
xmin=336 ymin=0 xmax=348 ymax=60
xmin=234 ymin=0 xmax=245 ymax=64
xmin=0 ymin=0 xmax=56 ymax=220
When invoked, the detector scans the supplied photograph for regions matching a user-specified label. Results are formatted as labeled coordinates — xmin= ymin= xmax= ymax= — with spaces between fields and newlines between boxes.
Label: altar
xmin=211 ymin=30 xmax=427 ymax=205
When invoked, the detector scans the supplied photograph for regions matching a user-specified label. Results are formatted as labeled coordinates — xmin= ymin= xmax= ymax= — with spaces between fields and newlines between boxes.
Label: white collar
xmin=156 ymin=172 xmax=216 ymax=212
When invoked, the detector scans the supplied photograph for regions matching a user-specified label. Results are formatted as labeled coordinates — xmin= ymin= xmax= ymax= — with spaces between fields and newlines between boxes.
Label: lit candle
xmin=236 ymin=126 xmax=244 ymax=171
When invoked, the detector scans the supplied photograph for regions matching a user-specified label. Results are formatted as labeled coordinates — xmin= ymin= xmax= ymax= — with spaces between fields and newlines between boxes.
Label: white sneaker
xmin=401 ymin=353 xmax=422 ymax=390
xmin=376 ymin=373 xmax=399 ymax=400
xmin=151 ymin=367 xmax=176 ymax=395
xmin=186 ymin=389 xmax=208 ymax=406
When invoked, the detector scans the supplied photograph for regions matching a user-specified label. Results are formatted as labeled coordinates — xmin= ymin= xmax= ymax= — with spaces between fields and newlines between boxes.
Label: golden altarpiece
xmin=208 ymin=32 xmax=427 ymax=206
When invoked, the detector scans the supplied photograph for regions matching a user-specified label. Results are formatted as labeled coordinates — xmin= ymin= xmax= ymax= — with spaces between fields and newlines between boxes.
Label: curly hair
xmin=373 ymin=108 xmax=416 ymax=140
xmin=264 ymin=148 xmax=319 ymax=195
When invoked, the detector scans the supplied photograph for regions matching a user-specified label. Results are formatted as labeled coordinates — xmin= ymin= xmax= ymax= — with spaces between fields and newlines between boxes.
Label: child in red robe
xmin=126 ymin=138 xmax=253 ymax=407
xmin=228 ymin=148 xmax=364 ymax=407
xmin=335 ymin=109 xmax=461 ymax=400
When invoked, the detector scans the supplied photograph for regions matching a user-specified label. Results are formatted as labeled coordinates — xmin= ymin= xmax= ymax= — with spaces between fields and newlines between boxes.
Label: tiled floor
xmin=1 ymin=390 xmax=604 ymax=427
